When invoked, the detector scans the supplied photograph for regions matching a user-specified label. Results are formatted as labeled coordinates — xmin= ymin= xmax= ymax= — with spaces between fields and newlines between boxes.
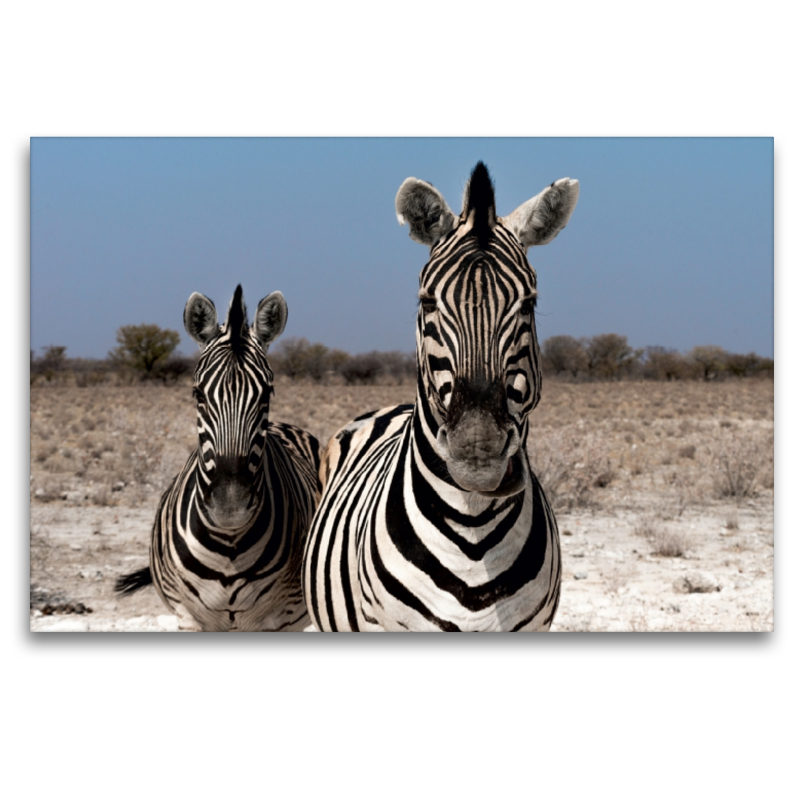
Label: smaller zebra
xmin=115 ymin=285 xmax=320 ymax=631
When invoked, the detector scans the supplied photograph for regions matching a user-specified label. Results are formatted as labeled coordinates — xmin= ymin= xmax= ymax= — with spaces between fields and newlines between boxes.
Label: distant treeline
xmin=30 ymin=327 xmax=773 ymax=387
xmin=540 ymin=334 xmax=773 ymax=382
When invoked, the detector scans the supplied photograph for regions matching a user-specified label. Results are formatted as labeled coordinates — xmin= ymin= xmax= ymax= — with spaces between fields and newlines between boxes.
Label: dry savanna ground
xmin=29 ymin=376 xmax=774 ymax=632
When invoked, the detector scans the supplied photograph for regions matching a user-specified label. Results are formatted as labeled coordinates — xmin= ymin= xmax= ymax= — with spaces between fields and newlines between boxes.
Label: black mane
xmin=464 ymin=161 xmax=496 ymax=249
xmin=227 ymin=284 xmax=248 ymax=359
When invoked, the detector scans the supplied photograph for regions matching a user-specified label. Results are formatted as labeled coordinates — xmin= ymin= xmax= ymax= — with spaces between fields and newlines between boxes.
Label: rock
xmin=70 ymin=543 xmax=82 ymax=551
xmin=673 ymin=571 xmax=721 ymax=594
xmin=78 ymin=569 xmax=103 ymax=580
xmin=156 ymin=615 xmax=180 ymax=631
xmin=574 ymin=571 xmax=588 ymax=580
xmin=573 ymin=551 xmax=585 ymax=558
xmin=34 ymin=488 xmax=45 ymax=498
xmin=62 ymin=490 xmax=84 ymax=503
xmin=112 ymin=482 xmax=125 ymax=492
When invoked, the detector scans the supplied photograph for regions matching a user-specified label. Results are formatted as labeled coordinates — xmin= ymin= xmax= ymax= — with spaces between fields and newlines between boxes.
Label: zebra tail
xmin=114 ymin=566 xmax=153 ymax=596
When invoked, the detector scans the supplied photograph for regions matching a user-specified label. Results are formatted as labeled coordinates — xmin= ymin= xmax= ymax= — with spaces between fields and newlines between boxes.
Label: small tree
xmin=340 ymin=352 xmax=384 ymax=385
xmin=35 ymin=346 xmax=68 ymax=382
xmin=689 ymin=345 xmax=727 ymax=381
xmin=541 ymin=335 xmax=588 ymax=378
xmin=110 ymin=324 xmax=180 ymax=378
xmin=584 ymin=334 xmax=642 ymax=380
xmin=327 ymin=349 xmax=351 ymax=373
xmin=642 ymin=346 xmax=687 ymax=381
xmin=724 ymin=351 xmax=763 ymax=378
xmin=303 ymin=343 xmax=331 ymax=382
xmin=271 ymin=338 xmax=351 ymax=383
xmin=271 ymin=337 xmax=311 ymax=380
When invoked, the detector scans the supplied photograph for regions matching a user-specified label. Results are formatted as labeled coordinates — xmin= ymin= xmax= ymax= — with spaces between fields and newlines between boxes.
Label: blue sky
xmin=30 ymin=137 xmax=773 ymax=359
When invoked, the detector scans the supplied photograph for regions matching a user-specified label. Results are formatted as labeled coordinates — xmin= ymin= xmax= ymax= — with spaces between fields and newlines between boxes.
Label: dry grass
xmin=527 ymin=429 xmax=615 ymax=510
xmin=651 ymin=528 xmax=691 ymax=557
xmin=633 ymin=515 xmax=690 ymax=557
xmin=707 ymin=425 xmax=774 ymax=499
xmin=30 ymin=377 xmax=773 ymax=518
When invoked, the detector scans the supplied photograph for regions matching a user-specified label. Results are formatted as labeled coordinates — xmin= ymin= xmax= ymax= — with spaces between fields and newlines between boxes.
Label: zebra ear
xmin=184 ymin=292 xmax=219 ymax=348
xmin=500 ymin=178 xmax=580 ymax=249
xmin=395 ymin=178 xmax=457 ymax=247
xmin=253 ymin=291 xmax=288 ymax=351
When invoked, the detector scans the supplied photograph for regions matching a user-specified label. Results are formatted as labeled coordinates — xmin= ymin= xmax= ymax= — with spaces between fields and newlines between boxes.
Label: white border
xmin=7 ymin=3 xmax=795 ymax=794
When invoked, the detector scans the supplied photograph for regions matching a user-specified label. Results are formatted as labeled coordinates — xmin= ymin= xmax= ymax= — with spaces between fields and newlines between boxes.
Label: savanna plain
xmin=29 ymin=376 xmax=774 ymax=632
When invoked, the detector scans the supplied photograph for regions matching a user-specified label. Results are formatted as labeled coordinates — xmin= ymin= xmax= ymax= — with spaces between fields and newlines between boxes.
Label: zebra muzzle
xmin=435 ymin=416 xmax=523 ymax=496
xmin=206 ymin=457 xmax=258 ymax=530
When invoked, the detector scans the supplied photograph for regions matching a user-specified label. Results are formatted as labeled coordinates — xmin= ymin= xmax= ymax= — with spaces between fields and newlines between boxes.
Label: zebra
xmin=115 ymin=285 xmax=320 ymax=631
xmin=302 ymin=162 xmax=579 ymax=632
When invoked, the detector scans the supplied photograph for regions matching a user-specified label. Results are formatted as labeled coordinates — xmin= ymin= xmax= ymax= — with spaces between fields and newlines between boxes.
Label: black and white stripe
xmin=116 ymin=285 xmax=319 ymax=631
xmin=303 ymin=163 xmax=579 ymax=631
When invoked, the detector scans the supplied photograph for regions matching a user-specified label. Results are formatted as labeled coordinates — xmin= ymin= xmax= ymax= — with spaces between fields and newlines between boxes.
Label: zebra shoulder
xmin=267 ymin=421 xmax=321 ymax=472
xmin=320 ymin=404 xmax=413 ymax=492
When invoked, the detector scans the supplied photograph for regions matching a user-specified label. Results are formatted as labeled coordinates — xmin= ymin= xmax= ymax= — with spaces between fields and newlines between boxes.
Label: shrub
xmin=109 ymin=324 xmax=181 ymax=378
xmin=375 ymin=351 xmax=416 ymax=384
xmin=651 ymin=528 xmax=690 ymax=557
xmin=708 ymin=426 xmax=773 ymax=498
xmin=31 ymin=346 xmax=67 ymax=383
xmin=584 ymin=334 xmax=642 ymax=380
xmin=642 ymin=346 xmax=688 ymax=381
xmin=688 ymin=345 xmax=727 ymax=381
xmin=271 ymin=338 xmax=349 ymax=382
xmin=528 ymin=429 xmax=614 ymax=510
xmin=154 ymin=354 xmax=195 ymax=384
xmin=541 ymin=335 xmax=588 ymax=378
xmin=340 ymin=352 xmax=385 ymax=385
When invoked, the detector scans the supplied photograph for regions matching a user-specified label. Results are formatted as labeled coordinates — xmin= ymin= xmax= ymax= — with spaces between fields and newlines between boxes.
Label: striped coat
xmin=116 ymin=285 xmax=319 ymax=631
xmin=303 ymin=163 xmax=579 ymax=631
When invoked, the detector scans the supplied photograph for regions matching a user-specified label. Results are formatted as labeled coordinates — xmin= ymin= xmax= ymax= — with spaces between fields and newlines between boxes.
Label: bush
xmin=340 ymin=352 xmax=385 ymax=385
xmin=270 ymin=338 xmax=351 ymax=383
xmin=708 ymin=426 xmax=773 ymax=498
xmin=109 ymin=324 xmax=181 ymax=378
xmin=154 ymin=354 xmax=195 ymax=384
xmin=374 ymin=351 xmax=416 ymax=384
xmin=688 ymin=345 xmax=727 ymax=381
xmin=651 ymin=528 xmax=690 ymax=557
xmin=541 ymin=335 xmax=588 ymax=378
xmin=528 ymin=429 xmax=614 ymax=510
xmin=584 ymin=334 xmax=642 ymax=380
xmin=31 ymin=346 xmax=67 ymax=383
xmin=642 ymin=346 xmax=688 ymax=381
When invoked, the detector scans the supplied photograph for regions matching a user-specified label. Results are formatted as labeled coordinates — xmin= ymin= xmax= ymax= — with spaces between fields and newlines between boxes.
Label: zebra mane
xmin=463 ymin=162 xmax=496 ymax=249
xmin=226 ymin=284 xmax=249 ymax=358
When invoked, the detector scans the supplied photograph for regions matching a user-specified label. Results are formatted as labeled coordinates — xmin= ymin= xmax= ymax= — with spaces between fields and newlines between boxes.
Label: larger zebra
xmin=303 ymin=163 xmax=579 ymax=631
xmin=116 ymin=285 xmax=320 ymax=631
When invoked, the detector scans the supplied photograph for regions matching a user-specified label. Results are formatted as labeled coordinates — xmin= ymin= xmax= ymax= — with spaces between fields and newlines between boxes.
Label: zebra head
xmin=184 ymin=284 xmax=288 ymax=530
xmin=396 ymin=162 xmax=579 ymax=497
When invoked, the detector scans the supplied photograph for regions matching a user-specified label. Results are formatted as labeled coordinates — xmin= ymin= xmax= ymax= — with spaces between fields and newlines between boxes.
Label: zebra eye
xmin=192 ymin=387 xmax=206 ymax=405
xmin=520 ymin=299 xmax=535 ymax=315
xmin=419 ymin=297 xmax=437 ymax=312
